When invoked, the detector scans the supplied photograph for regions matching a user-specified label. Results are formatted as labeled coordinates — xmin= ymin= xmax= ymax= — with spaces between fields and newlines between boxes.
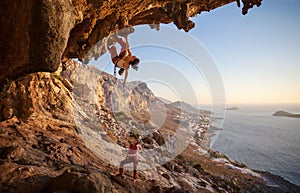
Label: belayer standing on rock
xmin=108 ymin=34 xmax=140 ymax=86
xmin=117 ymin=134 xmax=140 ymax=180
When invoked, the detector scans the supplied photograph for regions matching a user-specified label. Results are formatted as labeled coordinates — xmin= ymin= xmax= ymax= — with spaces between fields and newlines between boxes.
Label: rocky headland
xmin=225 ymin=107 xmax=239 ymax=111
xmin=170 ymin=101 xmax=212 ymax=115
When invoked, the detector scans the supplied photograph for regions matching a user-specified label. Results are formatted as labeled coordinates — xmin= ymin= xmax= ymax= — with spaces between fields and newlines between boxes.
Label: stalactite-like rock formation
xmin=0 ymin=0 xmax=262 ymax=85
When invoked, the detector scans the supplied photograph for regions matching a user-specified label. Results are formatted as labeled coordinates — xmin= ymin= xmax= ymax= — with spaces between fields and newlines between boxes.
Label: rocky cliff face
xmin=3 ymin=0 xmax=299 ymax=192
xmin=0 ymin=71 xmax=116 ymax=192
xmin=0 ymin=0 xmax=262 ymax=85
xmin=1 ymin=60 xmax=299 ymax=193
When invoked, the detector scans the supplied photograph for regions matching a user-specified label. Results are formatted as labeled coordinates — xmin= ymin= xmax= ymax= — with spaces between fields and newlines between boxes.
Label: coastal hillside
xmin=1 ymin=60 xmax=299 ymax=192
xmin=170 ymin=101 xmax=211 ymax=115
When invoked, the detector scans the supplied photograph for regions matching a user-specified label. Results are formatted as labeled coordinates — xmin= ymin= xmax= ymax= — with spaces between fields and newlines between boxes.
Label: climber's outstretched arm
xmin=123 ymin=68 xmax=129 ymax=86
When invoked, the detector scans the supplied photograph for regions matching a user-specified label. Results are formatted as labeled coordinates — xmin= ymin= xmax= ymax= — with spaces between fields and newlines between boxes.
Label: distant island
xmin=225 ymin=107 xmax=239 ymax=111
xmin=272 ymin=111 xmax=300 ymax=118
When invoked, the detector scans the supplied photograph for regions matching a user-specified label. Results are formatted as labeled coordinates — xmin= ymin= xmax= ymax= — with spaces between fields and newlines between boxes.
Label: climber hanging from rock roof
xmin=108 ymin=33 xmax=140 ymax=86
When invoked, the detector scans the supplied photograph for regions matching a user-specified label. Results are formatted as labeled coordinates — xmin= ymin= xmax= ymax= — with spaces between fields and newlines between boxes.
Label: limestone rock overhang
xmin=0 ymin=0 xmax=262 ymax=86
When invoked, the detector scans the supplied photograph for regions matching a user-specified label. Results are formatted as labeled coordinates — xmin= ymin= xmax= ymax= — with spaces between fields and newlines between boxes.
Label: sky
xmin=189 ymin=0 xmax=300 ymax=104
xmin=91 ymin=0 xmax=300 ymax=105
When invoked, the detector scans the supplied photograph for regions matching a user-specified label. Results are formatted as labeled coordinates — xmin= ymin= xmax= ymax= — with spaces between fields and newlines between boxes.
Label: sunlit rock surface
xmin=0 ymin=0 xmax=262 ymax=85
xmin=2 ymin=0 xmax=299 ymax=192
xmin=1 ymin=60 xmax=299 ymax=192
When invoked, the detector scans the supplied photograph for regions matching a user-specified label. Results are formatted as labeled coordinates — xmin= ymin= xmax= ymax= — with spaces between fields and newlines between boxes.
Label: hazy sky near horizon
xmin=91 ymin=0 xmax=300 ymax=105
xmin=189 ymin=0 xmax=300 ymax=104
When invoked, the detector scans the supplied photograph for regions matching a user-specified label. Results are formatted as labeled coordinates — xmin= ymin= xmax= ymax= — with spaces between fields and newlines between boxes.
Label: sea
xmin=209 ymin=104 xmax=300 ymax=186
